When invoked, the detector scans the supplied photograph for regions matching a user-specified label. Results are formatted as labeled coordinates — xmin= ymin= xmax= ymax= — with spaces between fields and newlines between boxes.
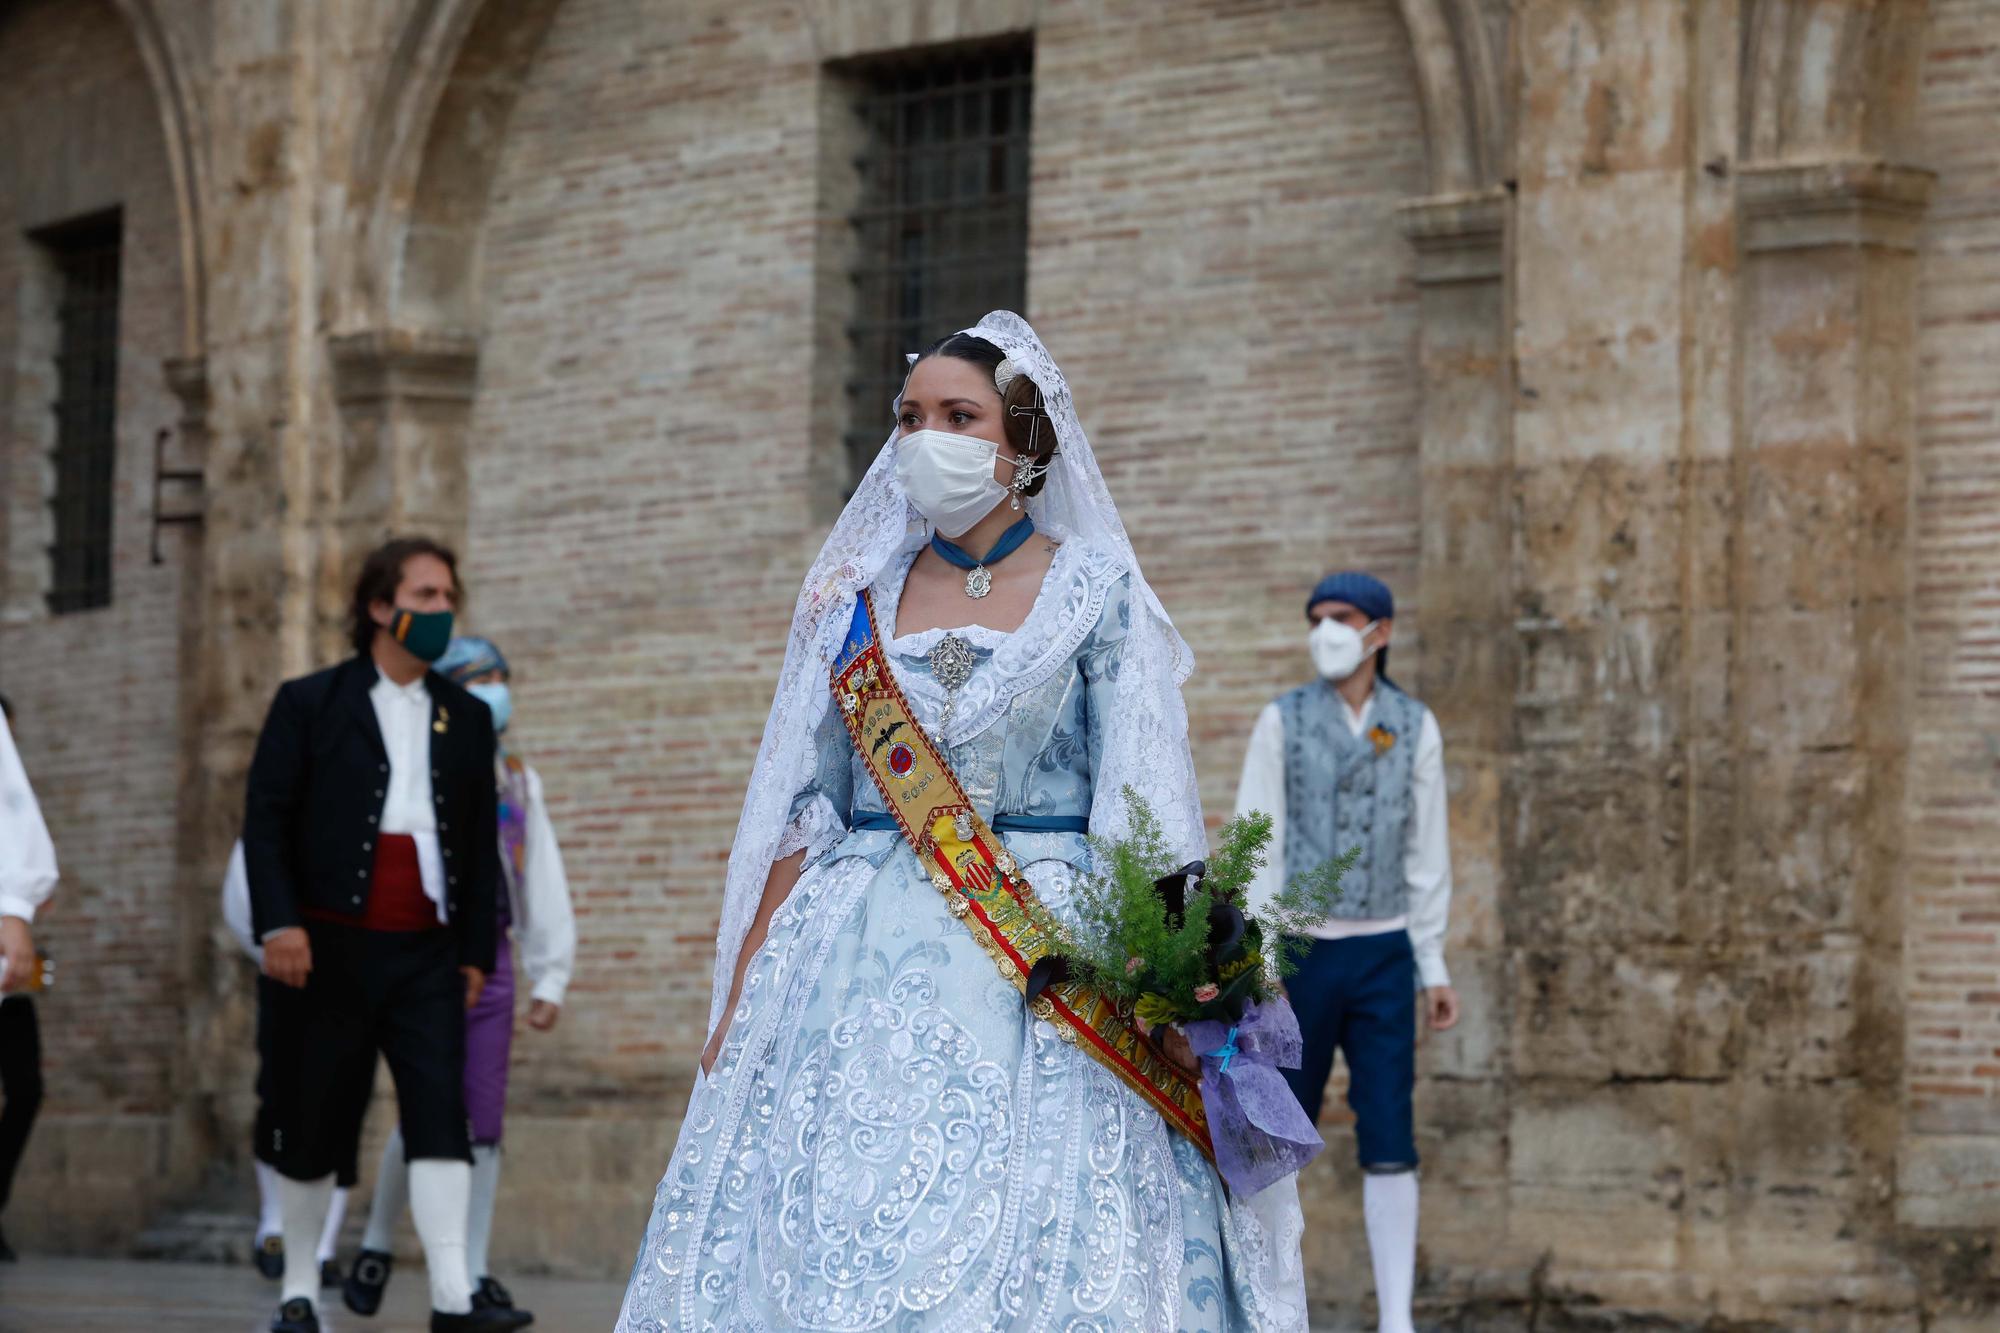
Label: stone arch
xmin=103 ymin=0 xmax=208 ymax=355
xmin=1740 ymin=0 xmax=1929 ymax=163
xmin=348 ymin=0 xmax=566 ymax=334
xmin=1395 ymin=0 xmax=1507 ymax=195
xmin=359 ymin=0 xmax=1505 ymax=334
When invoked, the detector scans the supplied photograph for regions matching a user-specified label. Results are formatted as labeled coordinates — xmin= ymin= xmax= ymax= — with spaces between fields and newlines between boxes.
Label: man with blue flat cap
xmin=1234 ymin=569 xmax=1457 ymax=1333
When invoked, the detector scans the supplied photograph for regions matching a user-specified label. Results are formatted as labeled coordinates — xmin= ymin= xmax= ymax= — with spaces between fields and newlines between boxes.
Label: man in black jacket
xmin=244 ymin=536 xmax=529 ymax=1333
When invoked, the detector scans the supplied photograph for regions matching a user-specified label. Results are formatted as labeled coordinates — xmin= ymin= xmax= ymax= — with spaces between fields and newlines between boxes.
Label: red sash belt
xmin=305 ymin=833 xmax=439 ymax=932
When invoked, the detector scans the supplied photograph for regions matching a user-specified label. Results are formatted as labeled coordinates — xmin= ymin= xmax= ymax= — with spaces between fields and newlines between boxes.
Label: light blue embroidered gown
xmin=617 ymin=542 xmax=1297 ymax=1332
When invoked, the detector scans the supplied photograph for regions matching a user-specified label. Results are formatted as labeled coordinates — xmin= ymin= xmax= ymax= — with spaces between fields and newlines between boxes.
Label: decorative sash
xmin=831 ymin=590 xmax=1213 ymax=1158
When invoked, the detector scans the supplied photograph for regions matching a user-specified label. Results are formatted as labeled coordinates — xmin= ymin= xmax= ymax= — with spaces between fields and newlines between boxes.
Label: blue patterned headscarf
xmin=435 ymin=635 xmax=510 ymax=686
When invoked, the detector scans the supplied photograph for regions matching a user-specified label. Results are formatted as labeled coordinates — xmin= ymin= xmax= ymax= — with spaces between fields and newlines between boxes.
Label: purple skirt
xmin=463 ymin=939 xmax=515 ymax=1144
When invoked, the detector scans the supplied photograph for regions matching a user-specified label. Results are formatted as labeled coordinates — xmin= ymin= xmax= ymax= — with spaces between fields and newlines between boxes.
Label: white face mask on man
xmin=894 ymin=429 xmax=1014 ymax=538
xmin=1309 ymin=617 xmax=1380 ymax=682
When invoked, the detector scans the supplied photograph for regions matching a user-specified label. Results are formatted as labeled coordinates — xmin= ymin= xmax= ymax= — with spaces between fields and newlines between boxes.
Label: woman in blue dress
xmin=618 ymin=313 xmax=1307 ymax=1332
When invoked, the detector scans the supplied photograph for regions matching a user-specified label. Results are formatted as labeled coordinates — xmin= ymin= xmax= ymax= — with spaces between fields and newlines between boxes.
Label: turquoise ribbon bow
xmin=1207 ymin=1025 xmax=1241 ymax=1074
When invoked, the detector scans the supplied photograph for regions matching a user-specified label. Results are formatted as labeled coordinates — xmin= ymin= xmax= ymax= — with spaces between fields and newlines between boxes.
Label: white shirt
xmin=221 ymin=840 xmax=261 ymax=964
xmin=369 ymin=671 xmax=449 ymax=923
xmin=511 ymin=763 xmax=578 ymax=1007
xmin=1234 ymin=688 xmax=1453 ymax=989
xmin=0 ymin=712 xmax=58 ymax=923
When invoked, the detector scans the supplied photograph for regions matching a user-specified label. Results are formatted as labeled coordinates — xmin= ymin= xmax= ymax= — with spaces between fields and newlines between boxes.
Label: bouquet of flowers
xmin=1021 ymin=790 xmax=1355 ymax=1195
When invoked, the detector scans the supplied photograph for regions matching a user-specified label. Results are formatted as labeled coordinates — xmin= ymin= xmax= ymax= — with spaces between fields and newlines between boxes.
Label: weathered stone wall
xmin=4 ymin=1 xmax=2000 ymax=1326
xmin=0 ymin=0 xmax=194 ymax=1249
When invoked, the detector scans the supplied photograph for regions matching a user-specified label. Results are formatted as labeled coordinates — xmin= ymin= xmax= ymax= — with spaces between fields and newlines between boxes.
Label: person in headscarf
xmin=616 ymin=313 xmax=1308 ymax=1331
xmin=1233 ymin=569 xmax=1460 ymax=1333
xmin=345 ymin=635 xmax=575 ymax=1328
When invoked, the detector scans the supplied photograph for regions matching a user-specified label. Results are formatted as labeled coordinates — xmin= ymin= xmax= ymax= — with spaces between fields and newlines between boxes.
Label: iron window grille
xmin=841 ymin=38 xmax=1033 ymax=489
xmin=38 ymin=212 xmax=122 ymax=614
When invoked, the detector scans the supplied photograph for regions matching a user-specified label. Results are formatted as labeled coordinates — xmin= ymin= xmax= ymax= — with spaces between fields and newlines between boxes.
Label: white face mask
xmin=895 ymin=429 xmax=1010 ymax=538
xmin=1309 ymin=617 xmax=1379 ymax=681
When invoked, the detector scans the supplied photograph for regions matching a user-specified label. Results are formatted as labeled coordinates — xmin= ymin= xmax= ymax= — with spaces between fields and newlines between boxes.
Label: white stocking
xmin=1363 ymin=1171 xmax=1418 ymax=1333
xmin=408 ymin=1158 xmax=474 ymax=1314
xmin=361 ymin=1127 xmax=408 ymax=1252
xmin=275 ymin=1173 xmax=335 ymax=1308
xmin=254 ymin=1160 xmax=284 ymax=1243
xmin=317 ymin=1186 xmax=349 ymax=1264
xmin=465 ymin=1143 xmax=502 ymax=1281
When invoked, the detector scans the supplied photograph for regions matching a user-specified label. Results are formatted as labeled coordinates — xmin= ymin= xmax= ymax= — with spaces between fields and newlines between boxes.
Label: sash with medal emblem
xmin=831 ymin=590 xmax=1213 ymax=1159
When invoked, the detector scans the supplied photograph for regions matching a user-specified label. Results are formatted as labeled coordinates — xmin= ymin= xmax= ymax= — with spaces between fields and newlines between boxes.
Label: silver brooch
xmin=928 ymin=633 xmax=976 ymax=731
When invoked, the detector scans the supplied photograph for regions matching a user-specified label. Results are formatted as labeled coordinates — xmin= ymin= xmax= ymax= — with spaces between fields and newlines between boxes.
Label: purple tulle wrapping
xmin=1181 ymin=997 xmax=1324 ymax=1196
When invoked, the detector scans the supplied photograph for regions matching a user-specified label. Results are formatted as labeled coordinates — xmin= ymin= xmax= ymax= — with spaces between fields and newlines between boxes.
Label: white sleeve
xmin=0 ymin=712 xmax=58 ymax=922
xmin=1405 ymin=707 xmax=1453 ymax=989
xmin=221 ymin=841 xmax=263 ymax=963
xmin=519 ymin=766 xmax=577 ymax=1007
xmin=1234 ymin=702 xmax=1288 ymax=919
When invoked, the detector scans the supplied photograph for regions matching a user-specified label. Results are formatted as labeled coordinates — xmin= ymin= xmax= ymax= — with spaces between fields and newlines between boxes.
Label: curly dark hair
xmin=913 ymin=333 xmax=1057 ymax=498
xmin=347 ymin=536 xmax=460 ymax=657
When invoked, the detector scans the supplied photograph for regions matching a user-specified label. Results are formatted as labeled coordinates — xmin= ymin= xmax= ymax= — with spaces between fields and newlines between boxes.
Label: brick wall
xmin=1909 ymin=1 xmax=2000 ymax=1139
xmin=0 ymin=0 xmax=192 ymax=1245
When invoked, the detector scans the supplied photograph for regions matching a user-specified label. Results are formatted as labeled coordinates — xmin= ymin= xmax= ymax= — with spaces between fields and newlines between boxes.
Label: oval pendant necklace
xmin=931 ymin=516 xmax=1036 ymax=600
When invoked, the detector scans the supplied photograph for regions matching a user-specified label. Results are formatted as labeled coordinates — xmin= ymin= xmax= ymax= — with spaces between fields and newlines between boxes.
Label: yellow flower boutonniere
xmin=1369 ymin=724 xmax=1396 ymax=757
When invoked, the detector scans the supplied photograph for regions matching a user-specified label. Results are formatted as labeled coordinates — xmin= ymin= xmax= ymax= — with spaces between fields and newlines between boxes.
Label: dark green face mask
xmin=386 ymin=607 xmax=455 ymax=663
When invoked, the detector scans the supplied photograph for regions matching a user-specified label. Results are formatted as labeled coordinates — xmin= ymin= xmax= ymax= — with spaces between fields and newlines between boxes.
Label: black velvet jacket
xmin=242 ymin=655 xmax=500 ymax=972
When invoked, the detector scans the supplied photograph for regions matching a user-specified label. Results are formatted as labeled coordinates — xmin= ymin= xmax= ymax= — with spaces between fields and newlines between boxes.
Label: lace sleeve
xmin=773 ymin=692 xmax=854 ymax=865
xmin=1083 ymin=572 xmax=1207 ymax=862
xmin=774 ymin=794 xmax=844 ymax=864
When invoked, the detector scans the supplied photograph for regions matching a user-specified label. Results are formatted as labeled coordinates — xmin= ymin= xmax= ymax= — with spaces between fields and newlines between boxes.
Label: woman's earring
xmin=1006 ymin=393 xmax=1047 ymax=510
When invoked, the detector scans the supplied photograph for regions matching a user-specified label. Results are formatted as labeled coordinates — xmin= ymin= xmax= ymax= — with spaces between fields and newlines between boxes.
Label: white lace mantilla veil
xmin=697 ymin=310 xmax=1307 ymax=1320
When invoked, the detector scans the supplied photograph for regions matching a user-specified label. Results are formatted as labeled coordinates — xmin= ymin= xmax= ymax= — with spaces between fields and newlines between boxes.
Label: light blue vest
xmin=1278 ymin=679 xmax=1425 ymax=920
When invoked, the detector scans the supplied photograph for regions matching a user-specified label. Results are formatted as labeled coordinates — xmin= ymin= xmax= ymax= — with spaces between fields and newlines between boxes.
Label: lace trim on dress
xmin=873 ymin=536 xmax=1127 ymax=749
xmin=888 ymin=623 xmax=1010 ymax=655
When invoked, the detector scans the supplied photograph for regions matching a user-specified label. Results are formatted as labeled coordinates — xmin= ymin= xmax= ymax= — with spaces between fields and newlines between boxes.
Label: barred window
xmin=38 ymin=212 xmax=122 ymax=614
xmin=841 ymin=38 xmax=1033 ymax=488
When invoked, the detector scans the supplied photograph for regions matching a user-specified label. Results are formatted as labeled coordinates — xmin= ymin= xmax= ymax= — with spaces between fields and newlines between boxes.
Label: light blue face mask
xmin=467 ymin=681 xmax=512 ymax=734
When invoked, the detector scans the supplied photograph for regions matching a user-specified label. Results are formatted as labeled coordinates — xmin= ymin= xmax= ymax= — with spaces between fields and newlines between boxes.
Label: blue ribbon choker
xmin=932 ymin=515 xmax=1037 ymax=575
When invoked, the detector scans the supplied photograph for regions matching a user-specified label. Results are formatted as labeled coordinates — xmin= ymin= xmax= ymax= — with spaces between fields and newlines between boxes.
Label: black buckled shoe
xmin=472 ymin=1276 xmax=515 ymax=1309
xmin=321 ymin=1257 xmax=344 ymax=1288
xmin=271 ymin=1297 xmax=321 ymax=1333
xmin=254 ymin=1233 xmax=285 ymax=1280
xmin=430 ymin=1307 xmax=535 ymax=1331
xmin=342 ymin=1247 xmax=393 ymax=1315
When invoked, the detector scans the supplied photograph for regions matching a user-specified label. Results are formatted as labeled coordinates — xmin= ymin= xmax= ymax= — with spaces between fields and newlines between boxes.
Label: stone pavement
xmin=0 ymin=1256 xmax=624 ymax=1332
xmin=0 ymin=1256 xmax=1382 ymax=1331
